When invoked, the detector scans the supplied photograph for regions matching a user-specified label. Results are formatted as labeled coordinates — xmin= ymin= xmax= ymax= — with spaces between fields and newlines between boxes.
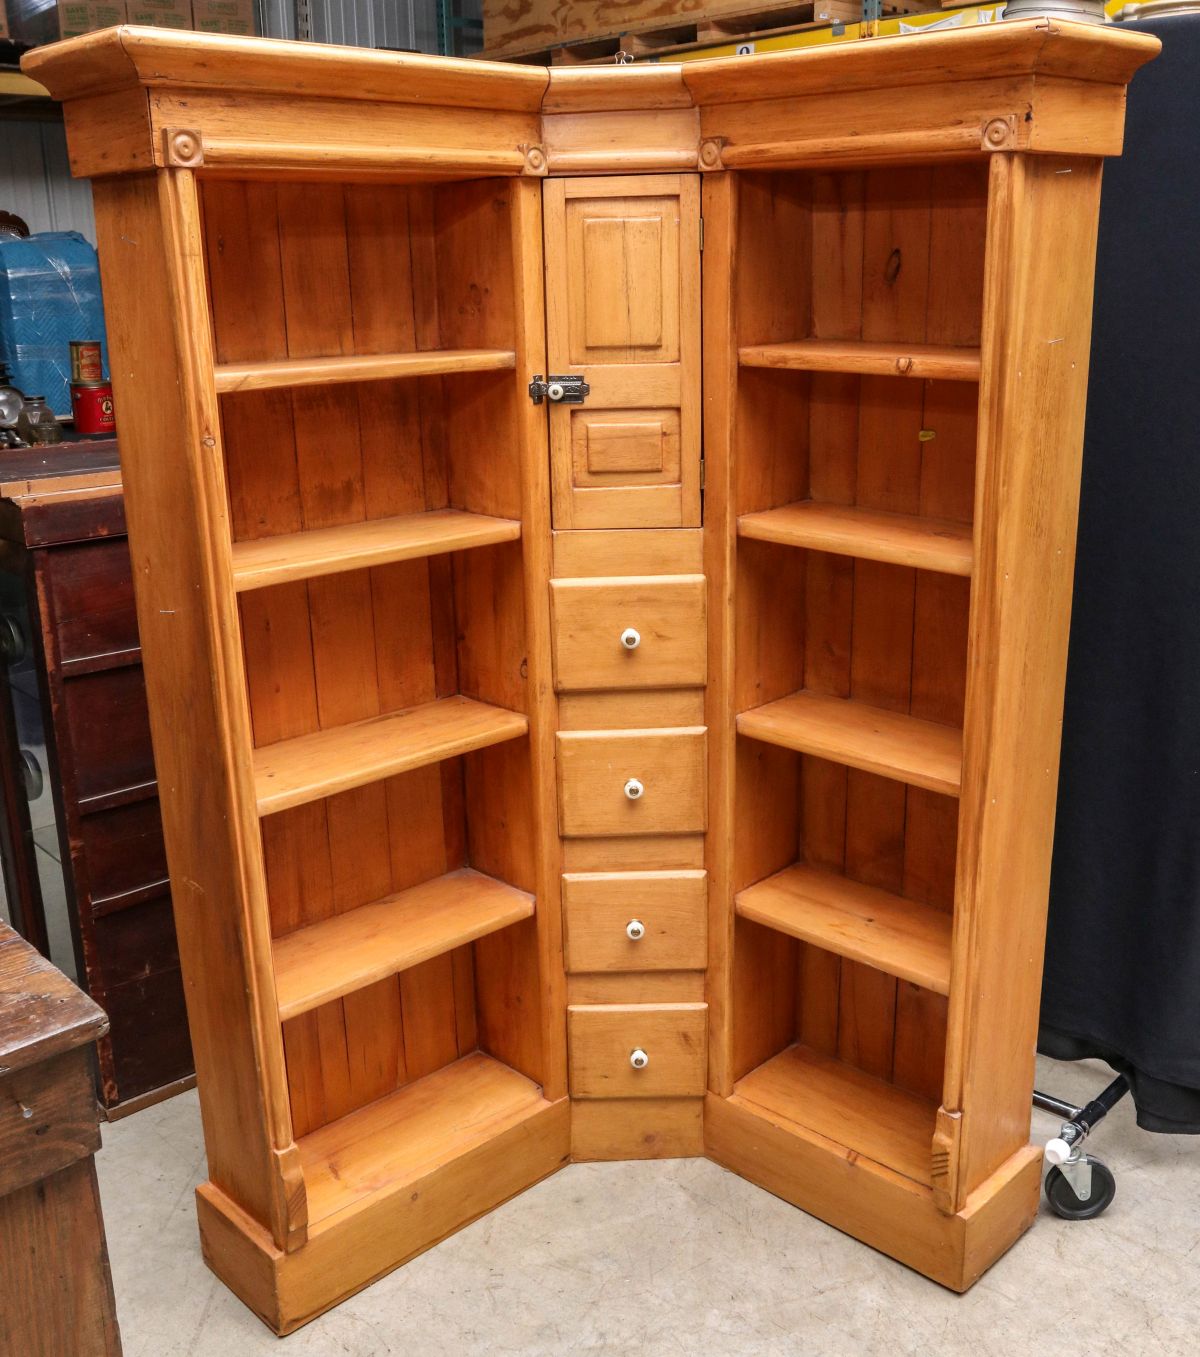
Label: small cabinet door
xmin=543 ymin=175 xmax=701 ymax=530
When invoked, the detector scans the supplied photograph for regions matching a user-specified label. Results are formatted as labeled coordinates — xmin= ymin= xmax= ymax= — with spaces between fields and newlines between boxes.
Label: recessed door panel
xmin=544 ymin=175 xmax=701 ymax=529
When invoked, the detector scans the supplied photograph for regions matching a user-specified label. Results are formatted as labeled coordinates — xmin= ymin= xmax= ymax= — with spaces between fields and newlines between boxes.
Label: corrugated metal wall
xmin=0 ymin=120 xmax=96 ymax=241
xmin=307 ymin=0 xmax=438 ymax=51
xmin=258 ymin=0 xmax=440 ymax=49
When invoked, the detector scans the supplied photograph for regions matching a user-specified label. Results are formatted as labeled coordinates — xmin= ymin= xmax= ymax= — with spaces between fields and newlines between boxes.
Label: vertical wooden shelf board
xmin=89 ymin=170 xmax=298 ymax=1251
xmin=701 ymin=172 xmax=738 ymax=1100
xmin=944 ymin=151 xmax=1106 ymax=1211
xmin=509 ymin=175 xmax=568 ymax=1103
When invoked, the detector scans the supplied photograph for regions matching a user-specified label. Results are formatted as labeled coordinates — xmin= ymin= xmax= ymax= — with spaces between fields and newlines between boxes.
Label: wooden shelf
xmin=738 ymin=502 xmax=972 ymax=578
xmin=736 ymin=863 xmax=952 ymax=996
xmin=273 ymin=868 xmax=534 ymax=1020
xmin=738 ymin=339 xmax=981 ymax=382
xmin=737 ymin=690 xmax=962 ymax=797
xmin=213 ymin=348 xmax=517 ymax=395
xmin=732 ymin=1044 xmax=938 ymax=1186
xmin=254 ymin=695 xmax=528 ymax=817
xmin=298 ymin=1052 xmax=551 ymax=1228
xmin=231 ymin=508 xmax=521 ymax=593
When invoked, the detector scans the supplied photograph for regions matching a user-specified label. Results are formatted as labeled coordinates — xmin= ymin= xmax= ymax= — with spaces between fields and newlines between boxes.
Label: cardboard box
xmin=8 ymin=0 xmax=124 ymax=43
xmin=191 ymin=0 xmax=253 ymax=34
xmin=58 ymin=0 xmax=126 ymax=36
xmin=127 ymin=0 xmax=190 ymax=28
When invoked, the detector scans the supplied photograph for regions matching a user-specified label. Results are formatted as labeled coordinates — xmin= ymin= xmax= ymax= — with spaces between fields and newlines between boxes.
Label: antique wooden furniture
xmin=0 ymin=922 xmax=122 ymax=1355
xmin=26 ymin=18 xmax=1157 ymax=1334
xmin=0 ymin=440 xmax=194 ymax=1113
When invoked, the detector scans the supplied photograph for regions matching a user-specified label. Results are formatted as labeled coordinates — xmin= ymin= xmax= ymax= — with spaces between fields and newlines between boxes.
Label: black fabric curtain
xmin=1039 ymin=12 xmax=1200 ymax=1133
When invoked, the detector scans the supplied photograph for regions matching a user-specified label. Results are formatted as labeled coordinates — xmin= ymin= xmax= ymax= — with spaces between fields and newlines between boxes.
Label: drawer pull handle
xmin=630 ymin=1048 xmax=649 ymax=1070
xmin=625 ymin=919 xmax=646 ymax=941
xmin=620 ymin=627 xmax=641 ymax=651
xmin=624 ymin=778 xmax=644 ymax=801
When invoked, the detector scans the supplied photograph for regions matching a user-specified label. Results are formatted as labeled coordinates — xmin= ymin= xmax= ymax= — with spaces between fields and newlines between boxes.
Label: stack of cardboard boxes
xmin=5 ymin=0 xmax=255 ymax=43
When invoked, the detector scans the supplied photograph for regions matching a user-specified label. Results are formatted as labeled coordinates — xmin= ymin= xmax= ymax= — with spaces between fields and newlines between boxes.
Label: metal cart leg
xmin=1034 ymin=1074 xmax=1130 ymax=1220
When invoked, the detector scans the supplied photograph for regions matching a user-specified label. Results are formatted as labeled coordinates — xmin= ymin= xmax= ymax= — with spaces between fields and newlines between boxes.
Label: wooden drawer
xmin=551 ymin=575 xmax=706 ymax=691
xmin=43 ymin=538 xmax=140 ymax=672
xmin=60 ymin=666 xmax=155 ymax=806
xmin=568 ymin=1003 xmax=707 ymax=1099
xmin=563 ymin=870 xmax=706 ymax=972
xmin=0 ymin=1049 xmax=100 ymax=1198
xmin=557 ymin=727 xmax=706 ymax=837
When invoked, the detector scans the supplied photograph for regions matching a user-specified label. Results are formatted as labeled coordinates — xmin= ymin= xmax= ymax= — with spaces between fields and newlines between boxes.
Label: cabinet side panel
xmin=91 ymin=174 xmax=292 ymax=1236
xmin=507 ymin=176 xmax=567 ymax=1100
xmin=702 ymin=173 xmax=737 ymax=1096
xmin=948 ymin=154 xmax=1105 ymax=1203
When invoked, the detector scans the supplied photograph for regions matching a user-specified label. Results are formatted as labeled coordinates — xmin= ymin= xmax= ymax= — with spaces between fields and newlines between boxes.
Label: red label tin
xmin=71 ymin=380 xmax=115 ymax=435
xmin=69 ymin=340 xmax=103 ymax=384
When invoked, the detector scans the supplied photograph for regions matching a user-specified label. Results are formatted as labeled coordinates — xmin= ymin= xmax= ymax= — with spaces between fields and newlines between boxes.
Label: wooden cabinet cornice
xmin=27 ymin=19 xmax=1156 ymax=179
xmin=25 ymin=17 xmax=1156 ymax=1335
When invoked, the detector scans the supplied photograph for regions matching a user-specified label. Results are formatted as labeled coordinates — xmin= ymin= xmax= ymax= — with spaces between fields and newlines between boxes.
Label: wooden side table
xmin=0 ymin=921 xmax=122 ymax=1355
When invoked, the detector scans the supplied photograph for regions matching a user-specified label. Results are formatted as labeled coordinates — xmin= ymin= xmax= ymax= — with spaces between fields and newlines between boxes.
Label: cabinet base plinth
xmin=704 ymin=1091 xmax=1041 ymax=1291
xmin=571 ymin=1097 xmax=704 ymax=1160
xmin=196 ymin=1097 xmax=571 ymax=1335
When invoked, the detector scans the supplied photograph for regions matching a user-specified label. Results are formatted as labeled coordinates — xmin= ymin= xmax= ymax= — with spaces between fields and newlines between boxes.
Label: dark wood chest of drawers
xmin=0 ymin=440 xmax=192 ymax=1113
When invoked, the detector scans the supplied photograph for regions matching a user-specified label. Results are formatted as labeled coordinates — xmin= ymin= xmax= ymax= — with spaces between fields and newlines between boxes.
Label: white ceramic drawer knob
xmin=620 ymin=627 xmax=641 ymax=651
xmin=630 ymin=1048 xmax=649 ymax=1070
xmin=625 ymin=919 xmax=646 ymax=941
xmin=624 ymin=778 xmax=644 ymax=801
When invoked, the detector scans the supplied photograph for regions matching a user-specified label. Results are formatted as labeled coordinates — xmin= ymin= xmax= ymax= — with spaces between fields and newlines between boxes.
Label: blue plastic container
xmin=0 ymin=232 xmax=109 ymax=420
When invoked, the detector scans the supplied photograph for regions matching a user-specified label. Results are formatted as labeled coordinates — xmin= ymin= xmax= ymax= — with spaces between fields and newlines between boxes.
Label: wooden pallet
xmin=487 ymin=2 xmax=929 ymax=66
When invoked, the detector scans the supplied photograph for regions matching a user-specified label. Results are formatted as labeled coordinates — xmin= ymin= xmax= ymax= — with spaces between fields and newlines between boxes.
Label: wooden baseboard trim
xmin=197 ymin=1096 xmax=571 ymax=1335
xmin=102 ymin=1074 xmax=197 ymax=1122
xmin=703 ymin=1091 xmax=1040 ymax=1291
xmin=572 ymin=1097 xmax=704 ymax=1161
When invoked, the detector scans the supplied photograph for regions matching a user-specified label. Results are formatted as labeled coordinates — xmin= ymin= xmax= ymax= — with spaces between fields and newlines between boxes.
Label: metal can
xmin=69 ymin=340 xmax=103 ymax=384
xmin=71 ymin=380 xmax=115 ymax=435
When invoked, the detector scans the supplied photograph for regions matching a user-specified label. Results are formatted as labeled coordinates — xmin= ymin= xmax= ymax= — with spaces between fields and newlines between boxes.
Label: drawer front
xmin=568 ymin=1003 xmax=707 ymax=1099
xmin=43 ymin=538 xmax=139 ymax=670
xmin=563 ymin=870 xmax=707 ymax=972
xmin=61 ymin=666 xmax=156 ymax=806
xmin=557 ymin=727 xmax=706 ymax=837
xmin=551 ymin=575 xmax=706 ymax=691
xmin=0 ymin=1050 xmax=100 ymax=1198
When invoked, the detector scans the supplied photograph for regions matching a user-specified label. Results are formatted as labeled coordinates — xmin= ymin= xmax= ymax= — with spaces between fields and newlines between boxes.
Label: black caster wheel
xmin=1044 ymin=1159 xmax=1117 ymax=1220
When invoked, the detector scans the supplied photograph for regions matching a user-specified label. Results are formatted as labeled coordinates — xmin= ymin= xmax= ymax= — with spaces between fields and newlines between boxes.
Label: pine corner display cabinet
xmin=25 ymin=17 xmax=1156 ymax=1334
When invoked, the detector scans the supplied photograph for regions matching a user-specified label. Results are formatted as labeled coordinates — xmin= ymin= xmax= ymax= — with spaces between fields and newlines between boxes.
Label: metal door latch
xmin=529 ymin=374 xmax=590 ymax=405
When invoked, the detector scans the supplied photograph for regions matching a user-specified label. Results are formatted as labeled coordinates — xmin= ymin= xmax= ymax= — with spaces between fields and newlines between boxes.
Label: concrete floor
xmin=97 ymin=1055 xmax=1199 ymax=1357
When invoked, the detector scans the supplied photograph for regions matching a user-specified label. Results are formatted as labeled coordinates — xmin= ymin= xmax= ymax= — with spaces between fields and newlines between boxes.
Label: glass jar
xmin=15 ymin=396 xmax=63 ymax=446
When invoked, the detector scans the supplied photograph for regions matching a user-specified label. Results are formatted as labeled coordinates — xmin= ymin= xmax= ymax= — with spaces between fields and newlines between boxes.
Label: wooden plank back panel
xmin=203 ymin=177 xmax=548 ymax=1135
xmin=207 ymin=179 xmax=448 ymax=1137
xmin=730 ymin=163 xmax=987 ymax=1114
